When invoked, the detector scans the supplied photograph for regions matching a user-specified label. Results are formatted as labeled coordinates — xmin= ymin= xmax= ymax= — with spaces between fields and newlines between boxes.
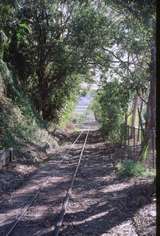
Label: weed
xmin=116 ymin=159 xmax=155 ymax=177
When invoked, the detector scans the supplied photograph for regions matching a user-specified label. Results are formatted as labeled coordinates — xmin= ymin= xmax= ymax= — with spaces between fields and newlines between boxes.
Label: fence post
xmin=127 ymin=126 xmax=129 ymax=146
xmin=9 ymin=148 xmax=14 ymax=162
xmin=133 ymin=127 xmax=135 ymax=159
xmin=137 ymin=127 xmax=140 ymax=143
xmin=152 ymin=128 xmax=156 ymax=168
xmin=125 ymin=125 xmax=127 ymax=146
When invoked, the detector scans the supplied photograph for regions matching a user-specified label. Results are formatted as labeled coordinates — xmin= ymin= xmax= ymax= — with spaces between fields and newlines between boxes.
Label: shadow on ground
xmin=0 ymin=130 xmax=155 ymax=236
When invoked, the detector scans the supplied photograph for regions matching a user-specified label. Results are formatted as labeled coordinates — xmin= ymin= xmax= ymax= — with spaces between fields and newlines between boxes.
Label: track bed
xmin=0 ymin=130 xmax=155 ymax=236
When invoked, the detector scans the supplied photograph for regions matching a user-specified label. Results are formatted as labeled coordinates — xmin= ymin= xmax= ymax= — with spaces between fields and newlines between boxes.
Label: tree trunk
xmin=139 ymin=41 xmax=156 ymax=161
xmin=137 ymin=98 xmax=144 ymax=142
xmin=131 ymin=95 xmax=138 ymax=138
xmin=37 ymin=66 xmax=49 ymax=120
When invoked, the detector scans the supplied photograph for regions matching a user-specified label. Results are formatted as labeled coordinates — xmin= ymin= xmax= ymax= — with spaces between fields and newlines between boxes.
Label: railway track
xmin=54 ymin=130 xmax=89 ymax=236
xmin=5 ymin=129 xmax=90 ymax=236
xmin=0 ymin=127 xmax=155 ymax=236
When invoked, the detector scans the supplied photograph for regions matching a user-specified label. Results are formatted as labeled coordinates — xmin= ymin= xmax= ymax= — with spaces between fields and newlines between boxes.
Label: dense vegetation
xmin=92 ymin=1 xmax=156 ymax=162
xmin=0 ymin=0 xmax=156 ymax=163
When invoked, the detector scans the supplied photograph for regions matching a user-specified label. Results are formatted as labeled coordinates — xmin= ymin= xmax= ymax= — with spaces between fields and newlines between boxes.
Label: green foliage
xmin=16 ymin=22 xmax=31 ymax=41
xmin=116 ymin=159 xmax=155 ymax=177
xmin=139 ymin=143 xmax=149 ymax=161
xmin=1 ymin=0 xmax=112 ymax=121
xmin=0 ymin=2 xmax=15 ymax=33
xmin=92 ymin=80 xmax=129 ymax=143
xmin=0 ymin=60 xmax=47 ymax=148
xmin=107 ymin=0 xmax=156 ymax=28
xmin=58 ymin=81 xmax=80 ymax=127
xmin=0 ymin=0 xmax=156 ymax=153
xmin=80 ymin=89 xmax=88 ymax=97
xmin=0 ymin=95 xmax=46 ymax=148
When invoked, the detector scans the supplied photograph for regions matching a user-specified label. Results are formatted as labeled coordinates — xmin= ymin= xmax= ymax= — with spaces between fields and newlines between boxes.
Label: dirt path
xmin=0 ymin=130 xmax=155 ymax=236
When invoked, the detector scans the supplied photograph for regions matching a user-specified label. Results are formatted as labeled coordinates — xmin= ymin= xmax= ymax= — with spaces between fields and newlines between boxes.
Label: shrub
xmin=116 ymin=159 xmax=155 ymax=177
xmin=92 ymin=81 xmax=129 ymax=143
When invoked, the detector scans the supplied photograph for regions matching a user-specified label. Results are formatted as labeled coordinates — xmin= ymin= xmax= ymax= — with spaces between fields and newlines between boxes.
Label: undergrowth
xmin=0 ymin=60 xmax=56 ymax=149
xmin=0 ymin=96 xmax=48 ymax=148
xmin=116 ymin=159 xmax=155 ymax=178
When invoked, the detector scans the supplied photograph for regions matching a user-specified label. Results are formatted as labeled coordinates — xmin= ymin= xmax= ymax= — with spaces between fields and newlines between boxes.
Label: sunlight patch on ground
xmin=34 ymin=226 xmax=55 ymax=236
xmin=0 ymin=208 xmax=24 ymax=226
xmin=101 ymin=220 xmax=138 ymax=236
xmin=14 ymin=164 xmax=37 ymax=174
xmin=24 ymin=205 xmax=51 ymax=219
xmin=100 ymin=182 xmax=134 ymax=194
xmin=66 ymin=210 xmax=109 ymax=226
xmin=13 ymin=176 xmax=68 ymax=197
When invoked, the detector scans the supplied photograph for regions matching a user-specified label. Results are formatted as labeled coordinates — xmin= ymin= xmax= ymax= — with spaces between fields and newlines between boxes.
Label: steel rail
xmin=6 ymin=191 xmax=39 ymax=236
xmin=5 ymin=130 xmax=84 ymax=236
xmin=53 ymin=130 xmax=89 ymax=236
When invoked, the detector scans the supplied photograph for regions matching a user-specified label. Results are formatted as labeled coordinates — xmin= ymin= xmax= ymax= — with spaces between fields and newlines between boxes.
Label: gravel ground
xmin=0 ymin=130 xmax=156 ymax=236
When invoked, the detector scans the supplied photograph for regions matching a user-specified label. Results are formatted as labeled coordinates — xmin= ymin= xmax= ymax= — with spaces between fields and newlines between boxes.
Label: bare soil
xmin=0 ymin=130 xmax=156 ymax=236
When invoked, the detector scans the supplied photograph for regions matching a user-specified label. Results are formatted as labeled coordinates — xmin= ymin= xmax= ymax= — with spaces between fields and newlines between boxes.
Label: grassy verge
xmin=0 ymin=60 xmax=57 ymax=150
xmin=116 ymin=159 xmax=155 ymax=178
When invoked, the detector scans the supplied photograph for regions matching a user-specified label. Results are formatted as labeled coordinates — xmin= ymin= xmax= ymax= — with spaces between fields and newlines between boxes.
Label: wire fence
xmin=122 ymin=125 xmax=156 ymax=168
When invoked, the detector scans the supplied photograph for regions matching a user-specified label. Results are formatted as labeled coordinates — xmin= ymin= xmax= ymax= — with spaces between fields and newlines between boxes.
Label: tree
xmin=91 ymin=0 xmax=155 ymax=156
xmin=106 ymin=0 xmax=156 ymax=159
xmin=93 ymin=80 xmax=129 ymax=143
xmin=4 ymin=0 xmax=112 ymax=121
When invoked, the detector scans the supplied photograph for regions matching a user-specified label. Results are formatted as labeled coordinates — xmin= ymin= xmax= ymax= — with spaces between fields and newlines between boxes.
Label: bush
xmin=116 ymin=159 xmax=155 ymax=177
xmin=92 ymin=81 xmax=129 ymax=143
